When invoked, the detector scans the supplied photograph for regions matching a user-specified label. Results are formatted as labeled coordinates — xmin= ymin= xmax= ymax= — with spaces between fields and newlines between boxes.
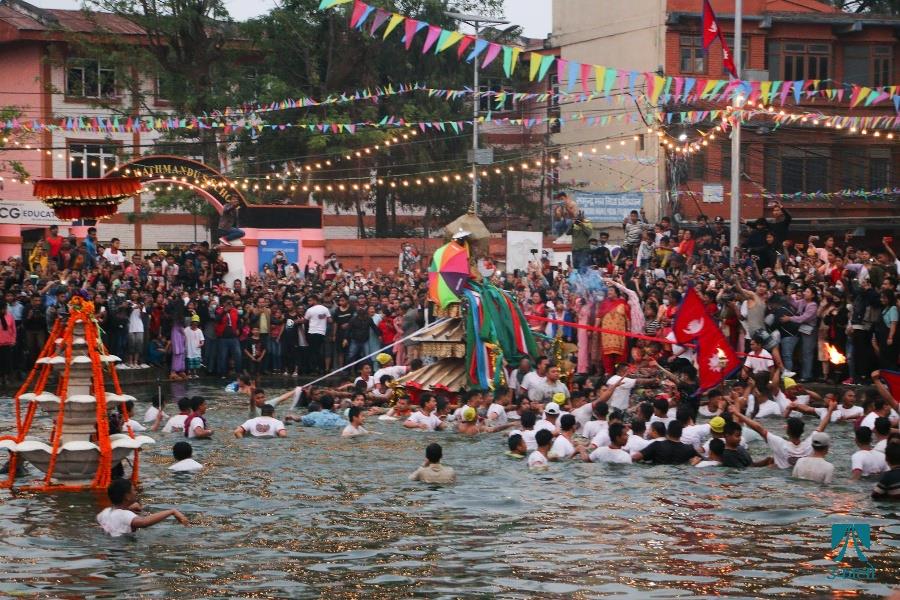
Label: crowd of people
xmin=1 ymin=206 xmax=899 ymax=535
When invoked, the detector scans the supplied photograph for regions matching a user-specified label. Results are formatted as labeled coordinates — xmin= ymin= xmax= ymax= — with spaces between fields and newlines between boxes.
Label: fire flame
xmin=825 ymin=343 xmax=846 ymax=365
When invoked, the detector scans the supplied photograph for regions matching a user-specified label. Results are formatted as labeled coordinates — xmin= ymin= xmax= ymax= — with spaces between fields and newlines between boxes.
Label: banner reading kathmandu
xmin=320 ymin=0 xmax=900 ymax=112
xmin=672 ymin=288 xmax=741 ymax=393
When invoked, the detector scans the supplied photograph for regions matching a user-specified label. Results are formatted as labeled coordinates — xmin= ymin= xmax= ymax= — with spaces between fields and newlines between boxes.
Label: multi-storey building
xmin=552 ymin=0 xmax=900 ymax=235
xmin=0 ymin=0 xmax=206 ymax=258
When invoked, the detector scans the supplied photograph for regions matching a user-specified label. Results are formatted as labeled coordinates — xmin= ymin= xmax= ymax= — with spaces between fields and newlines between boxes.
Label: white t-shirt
xmin=169 ymin=458 xmax=203 ymax=472
xmin=405 ymin=411 xmax=442 ymax=431
xmin=851 ymin=449 xmax=888 ymax=477
xmin=373 ymin=365 xmax=408 ymax=383
xmin=767 ymin=433 xmax=813 ymax=469
xmin=304 ymin=305 xmax=331 ymax=335
xmin=486 ymin=403 xmax=508 ymax=427
xmin=510 ymin=429 xmax=537 ymax=452
xmin=520 ymin=371 xmax=544 ymax=394
xmin=163 ymin=414 xmax=188 ymax=434
xmin=874 ymin=438 xmax=887 ymax=453
xmin=751 ymin=398 xmax=782 ymax=419
xmin=624 ymin=434 xmax=652 ymax=453
xmin=96 ymin=507 xmax=136 ymax=537
xmin=185 ymin=328 xmax=205 ymax=359
xmin=103 ymin=248 xmax=125 ymax=266
xmin=681 ymin=423 xmax=711 ymax=451
xmin=342 ymin=424 xmax=368 ymax=437
xmin=570 ymin=403 xmax=594 ymax=430
xmin=535 ymin=418 xmax=558 ymax=434
xmin=589 ymin=446 xmax=632 ymax=464
xmin=185 ymin=415 xmax=208 ymax=439
xmin=581 ymin=420 xmax=607 ymax=441
xmin=528 ymin=379 xmax=569 ymax=403
xmin=239 ymin=416 xmax=285 ymax=437
xmin=743 ymin=349 xmax=773 ymax=373
xmin=590 ymin=428 xmax=610 ymax=449
xmin=549 ymin=435 xmax=576 ymax=459
xmin=859 ymin=412 xmax=883 ymax=431
xmin=792 ymin=456 xmax=834 ymax=484
xmin=143 ymin=406 xmax=167 ymax=423
xmin=649 ymin=414 xmax=673 ymax=428
xmin=124 ymin=419 xmax=146 ymax=432
xmin=527 ymin=450 xmax=549 ymax=468
xmin=128 ymin=308 xmax=144 ymax=334
xmin=695 ymin=460 xmax=721 ymax=468
xmin=606 ymin=375 xmax=636 ymax=410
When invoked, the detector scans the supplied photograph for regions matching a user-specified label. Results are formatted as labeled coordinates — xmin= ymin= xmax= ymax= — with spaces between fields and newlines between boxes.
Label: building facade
xmin=0 ymin=0 xmax=206 ymax=258
xmin=551 ymin=0 xmax=900 ymax=234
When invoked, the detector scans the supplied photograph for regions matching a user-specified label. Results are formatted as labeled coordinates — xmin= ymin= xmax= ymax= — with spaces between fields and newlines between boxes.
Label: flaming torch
xmin=824 ymin=343 xmax=846 ymax=365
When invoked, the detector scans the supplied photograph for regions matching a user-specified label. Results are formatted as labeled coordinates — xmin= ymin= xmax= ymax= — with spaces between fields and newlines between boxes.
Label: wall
xmin=550 ymin=0 xmax=666 ymax=220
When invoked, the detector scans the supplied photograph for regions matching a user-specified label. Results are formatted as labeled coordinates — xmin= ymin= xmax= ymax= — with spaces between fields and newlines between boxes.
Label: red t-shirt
xmin=46 ymin=235 xmax=63 ymax=258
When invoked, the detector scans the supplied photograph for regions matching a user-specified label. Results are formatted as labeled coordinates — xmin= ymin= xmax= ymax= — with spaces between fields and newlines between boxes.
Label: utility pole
xmin=445 ymin=12 xmax=509 ymax=215
xmin=729 ymin=0 xmax=743 ymax=262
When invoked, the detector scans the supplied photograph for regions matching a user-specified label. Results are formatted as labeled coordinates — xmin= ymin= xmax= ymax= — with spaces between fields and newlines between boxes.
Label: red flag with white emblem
xmin=673 ymin=288 xmax=741 ymax=392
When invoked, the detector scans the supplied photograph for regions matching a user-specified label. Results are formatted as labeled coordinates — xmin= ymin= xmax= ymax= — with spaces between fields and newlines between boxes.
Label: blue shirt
xmin=301 ymin=410 xmax=348 ymax=428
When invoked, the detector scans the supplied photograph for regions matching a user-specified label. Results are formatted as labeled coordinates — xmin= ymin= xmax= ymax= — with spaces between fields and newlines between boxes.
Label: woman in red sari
xmin=595 ymin=286 xmax=630 ymax=375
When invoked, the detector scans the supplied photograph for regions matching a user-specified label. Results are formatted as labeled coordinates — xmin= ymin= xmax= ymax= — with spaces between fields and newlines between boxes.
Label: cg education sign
xmin=0 ymin=201 xmax=68 ymax=225
xmin=572 ymin=192 xmax=643 ymax=223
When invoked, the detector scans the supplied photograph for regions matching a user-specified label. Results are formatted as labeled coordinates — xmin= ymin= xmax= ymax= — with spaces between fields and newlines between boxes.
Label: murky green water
xmin=0 ymin=382 xmax=898 ymax=598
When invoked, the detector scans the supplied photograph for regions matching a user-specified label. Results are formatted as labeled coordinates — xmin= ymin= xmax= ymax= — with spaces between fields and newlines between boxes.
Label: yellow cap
xmin=552 ymin=392 xmax=566 ymax=405
xmin=376 ymin=353 xmax=392 ymax=365
xmin=191 ymin=314 xmax=201 ymax=322
xmin=783 ymin=377 xmax=797 ymax=389
xmin=462 ymin=406 xmax=477 ymax=422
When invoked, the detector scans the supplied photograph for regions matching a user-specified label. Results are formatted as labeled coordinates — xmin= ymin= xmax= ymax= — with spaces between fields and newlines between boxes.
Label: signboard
xmin=703 ymin=184 xmax=724 ymax=203
xmin=506 ymin=231 xmax=543 ymax=274
xmin=572 ymin=192 xmax=643 ymax=223
xmin=0 ymin=201 xmax=68 ymax=225
xmin=258 ymin=239 xmax=299 ymax=274
xmin=467 ymin=148 xmax=494 ymax=165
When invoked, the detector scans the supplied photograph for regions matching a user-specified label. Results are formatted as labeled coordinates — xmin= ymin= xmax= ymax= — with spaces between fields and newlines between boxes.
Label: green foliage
xmin=0 ymin=107 xmax=28 ymax=182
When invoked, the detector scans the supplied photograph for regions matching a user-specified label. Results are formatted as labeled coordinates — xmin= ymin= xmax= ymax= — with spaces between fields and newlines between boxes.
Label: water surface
xmin=0 ymin=383 xmax=897 ymax=598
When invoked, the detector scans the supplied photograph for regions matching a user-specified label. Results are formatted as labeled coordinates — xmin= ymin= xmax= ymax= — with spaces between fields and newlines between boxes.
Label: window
xmin=841 ymin=148 xmax=891 ymax=190
xmin=722 ymin=144 xmax=747 ymax=181
xmin=66 ymin=59 xmax=116 ymax=98
xmin=690 ymin=153 xmax=706 ymax=180
xmin=680 ymin=34 xmax=705 ymax=74
xmin=873 ymin=46 xmax=893 ymax=88
xmin=782 ymin=42 xmax=830 ymax=81
xmin=154 ymin=71 xmax=179 ymax=102
xmin=479 ymin=80 xmax=515 ymax=112
xmin=844 ymin=45 xmax=893 ymax=88
xmin=870 ymin=151 xmax=890 ymax=188
xmin=723 ymin=36 xmax=750 ymax=73
xmin=69 ymin=144 xmax=118 ymax=178
xmin=781 ymin=147 xmax=828 ymax=194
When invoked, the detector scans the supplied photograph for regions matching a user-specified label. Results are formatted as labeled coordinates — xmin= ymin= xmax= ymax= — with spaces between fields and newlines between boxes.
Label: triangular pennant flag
xmin=354 ymin=4 xmax=375 ymax=29
xmin=368 ymin=8 xmax=390 ymax=35
xmin=502 ymin=46 xmax=521 ymax=77
xmin=580 ymin=63 xmax=592 ymax=94
xmin=403 ymin=18 xmax=420 ymax=49
xmin=383 ymin=13 xmax=404 ymax=39
xmin=603 ymin=67 xmax=617 ymax=95
xmin=421 ymin=25 xmax=441 ymax=53
xmin=594 ymin=65 xmax=606 ymax=94
xmin=567 ymin=61 xmax=580 ymax=93
xmin=792 ymin=80 xmax=803 ymax=104
xmin=467 ymin=37 xmax=488 ymax=62
xmin=456 ymin=34 xmax=474 ymax=58
xmin=556 ymin=58 xmax=569 ymax=88
xmin=437 ymin=30 xmax=462 ymax=53
xmin=349 ymin=0 xmax=368 ymax=28
xmin=537 ymin=54 xmax=555 ymax=82
xmin=649 ymin=74 xmax=665 ymax=104
xmin=529 ymin=52 xmax=542 ymax=81
xmin=482 ymin=42 xmax=501 ymax=68
xmin=318 ymin=0 xmax=352 ymax=8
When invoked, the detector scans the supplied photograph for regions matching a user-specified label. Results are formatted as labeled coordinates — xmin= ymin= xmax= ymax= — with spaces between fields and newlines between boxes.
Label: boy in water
xmin=342 ymin=406 xmax=369 ymax=437
xmin=234 ymin=404 xmax=287 ymax=438
xmin=97 ymin=479 xmax=188 ymax=537
xmin=185 ymin=396 xmax=213 ymax=439
xmin=408 ymin=443 xmax=455 ymax=484
xmin=872 ymin=442 xmax=900 ymax=500
xmin=169 ymin=441 xmax=203 ymax=472
xmin=506 ymin=434 xmax=527 ymax=459
xmin=528 ymin=429 xmax=553 ymax=469
xmin=161 ymin=397 xmax=192 ymax=433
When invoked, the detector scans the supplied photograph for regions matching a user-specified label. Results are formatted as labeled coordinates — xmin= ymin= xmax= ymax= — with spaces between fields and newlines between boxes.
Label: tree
xmin=0 ymin=107 xmax=28 ymax=183
xmin=831 ymin=0 xmax=900 ymax=13
xmin=231 ymin=0 xmax=539 ymax=237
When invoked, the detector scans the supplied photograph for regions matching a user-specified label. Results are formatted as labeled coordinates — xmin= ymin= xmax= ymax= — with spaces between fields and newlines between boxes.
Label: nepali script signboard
xmin=573 ymin=192 xmax=643 ymax=223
